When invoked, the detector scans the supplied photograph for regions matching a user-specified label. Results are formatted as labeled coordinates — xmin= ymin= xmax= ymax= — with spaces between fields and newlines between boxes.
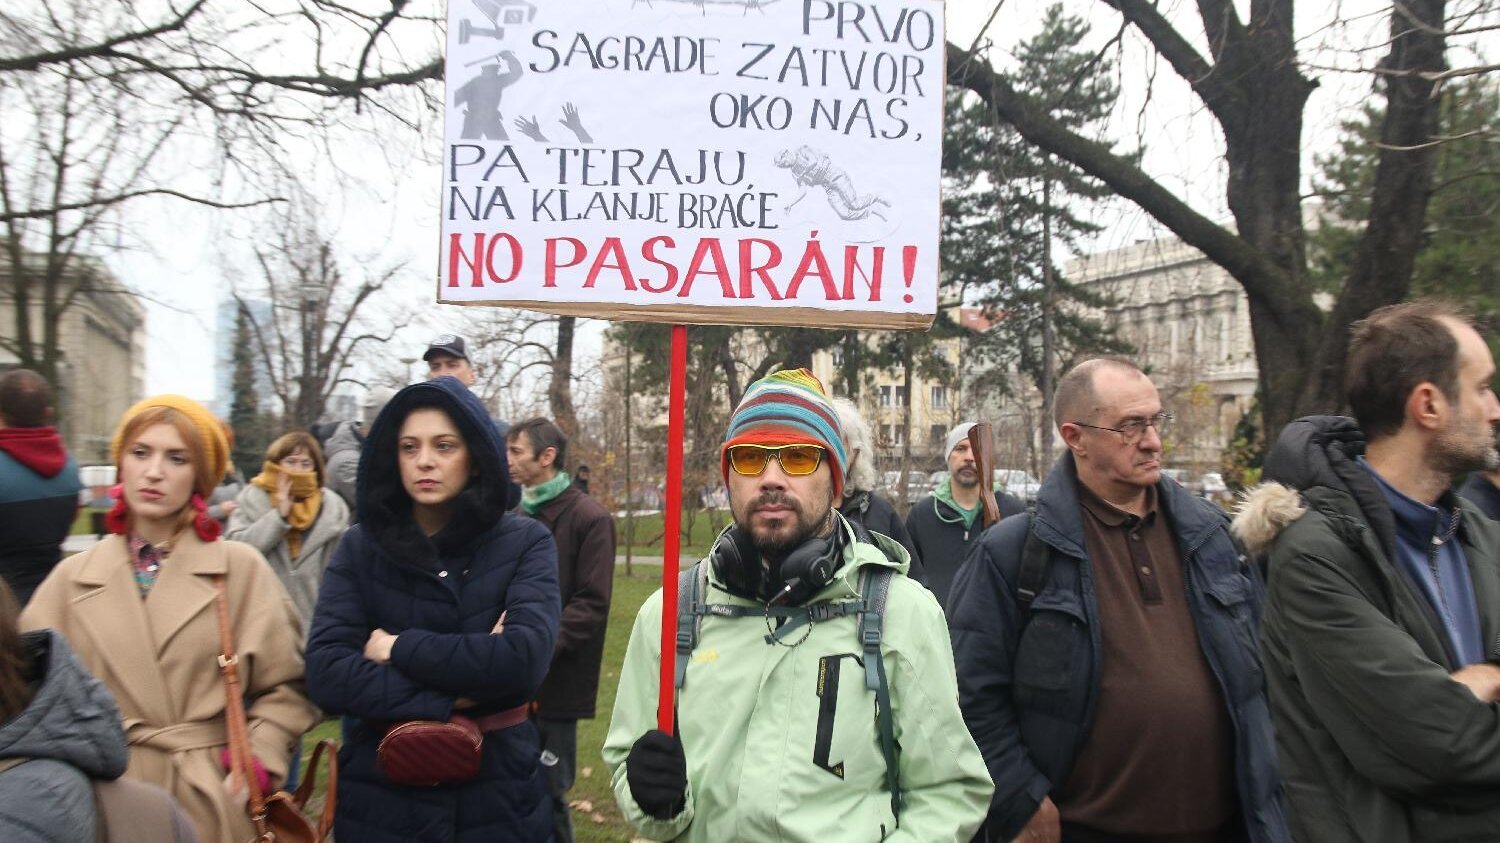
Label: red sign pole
xmin=657 ymin=324 xmax=688 ymax=732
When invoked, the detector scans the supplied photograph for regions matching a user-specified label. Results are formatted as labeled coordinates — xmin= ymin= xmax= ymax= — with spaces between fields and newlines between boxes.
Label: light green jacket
xmin=603 ymin=522 xmax=993 ymax=842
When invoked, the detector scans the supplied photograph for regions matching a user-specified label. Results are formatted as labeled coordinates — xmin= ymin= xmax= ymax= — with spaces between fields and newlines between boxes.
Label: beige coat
xmin=21 ymin=533 xmax=318 ymax=843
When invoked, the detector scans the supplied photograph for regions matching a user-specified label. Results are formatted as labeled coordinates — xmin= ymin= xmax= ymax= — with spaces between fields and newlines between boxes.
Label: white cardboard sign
xmin=440 ymin=0 xmax=945 ymax=329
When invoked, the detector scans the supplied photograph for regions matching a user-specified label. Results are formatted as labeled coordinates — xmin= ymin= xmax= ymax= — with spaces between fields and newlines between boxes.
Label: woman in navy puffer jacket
xmin=306 ymin=377 xmax=559 ymax=843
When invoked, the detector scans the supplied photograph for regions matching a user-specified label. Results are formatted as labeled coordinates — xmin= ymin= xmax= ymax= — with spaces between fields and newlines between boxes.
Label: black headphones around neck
xmin=709 ymin=516 xmax=843 ymax=606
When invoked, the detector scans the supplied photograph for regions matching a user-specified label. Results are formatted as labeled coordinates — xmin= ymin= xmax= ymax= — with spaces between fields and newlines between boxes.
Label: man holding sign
xmin=603 ymin=370 xmax=991 ymax=841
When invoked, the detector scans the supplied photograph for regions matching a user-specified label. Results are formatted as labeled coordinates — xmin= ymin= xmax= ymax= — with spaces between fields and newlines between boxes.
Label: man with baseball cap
xmin=603 ymin=369 xmax=991 ymax=842
xmin=423 ymin=333 xmax=477 ymax=386
xmin=904 ymin=421 xmax=1026 ymax=609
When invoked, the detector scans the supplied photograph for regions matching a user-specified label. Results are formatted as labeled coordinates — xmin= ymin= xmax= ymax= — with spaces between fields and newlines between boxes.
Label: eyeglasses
xmin=727 ymin=444 xmax=826 ymax=477
xmin=1071 ymin=412 xmax=1173 ymax=444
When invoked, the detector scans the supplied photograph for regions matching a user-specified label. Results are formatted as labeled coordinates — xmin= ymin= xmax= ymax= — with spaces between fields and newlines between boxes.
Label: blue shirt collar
xmin=1358 ymin=457 xmax=1460 ymax=549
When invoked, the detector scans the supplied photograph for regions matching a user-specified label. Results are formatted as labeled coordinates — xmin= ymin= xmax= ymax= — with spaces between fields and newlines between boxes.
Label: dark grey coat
xmin=1243 ymin=416 xmax=1500 ymax=843
xmin=0 ymin=630 xmax=128 ymax=843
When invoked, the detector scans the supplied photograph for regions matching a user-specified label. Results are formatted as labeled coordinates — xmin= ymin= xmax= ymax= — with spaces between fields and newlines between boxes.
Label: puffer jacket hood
xmin=357 ymin=377 xmax=519 ymax=565
xmin=1233 ymin=415 xmax=1399 ymax=561
xmin=0 ymin=630 xmax=126 ymax=777
xmin=323 ymin=419 xmax=364 ymax=458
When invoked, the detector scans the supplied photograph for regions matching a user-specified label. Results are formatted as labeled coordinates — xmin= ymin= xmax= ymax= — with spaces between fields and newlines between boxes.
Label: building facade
xmin=0 ymin=255 xmax=147 ymax=464
xmin=1067 ymin=234 xmax=1258 ymax=473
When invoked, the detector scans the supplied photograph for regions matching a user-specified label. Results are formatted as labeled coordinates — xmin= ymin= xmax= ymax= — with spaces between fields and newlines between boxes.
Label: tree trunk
xmin=1297 ymin=0 xmax=1447 ymax=413
xmin=550 ymin=315 xmax=578 ymax=438
xmin=946 ymin=0 xmax=1447 ymax=435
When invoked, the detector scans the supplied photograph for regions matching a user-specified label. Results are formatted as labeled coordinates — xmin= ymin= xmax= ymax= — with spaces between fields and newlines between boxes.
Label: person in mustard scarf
xmin=227 ymin=432 xmax=349 ymax=630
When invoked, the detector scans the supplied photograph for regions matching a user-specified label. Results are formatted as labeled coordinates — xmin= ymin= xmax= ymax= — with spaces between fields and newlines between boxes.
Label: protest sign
xmin=440 ymin=0 xmax=945 ymax=329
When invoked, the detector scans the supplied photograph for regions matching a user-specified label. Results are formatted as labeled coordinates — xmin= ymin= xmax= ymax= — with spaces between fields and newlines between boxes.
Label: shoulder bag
xmin=214 ymin=575 xmax=337 ymax=843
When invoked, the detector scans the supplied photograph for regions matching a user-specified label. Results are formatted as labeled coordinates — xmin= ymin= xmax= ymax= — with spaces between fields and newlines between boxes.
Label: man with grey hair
xmin=829 ymin=397 xmax=920 ymax=575
xmin=950 ymin=358 xmax=1287 ymax=842
xmin=904 ymin=421 xmax=1024 ymax=608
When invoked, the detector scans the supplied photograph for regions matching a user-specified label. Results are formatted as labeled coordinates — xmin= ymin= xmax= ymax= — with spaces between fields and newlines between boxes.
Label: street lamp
xmin=399 ymin=356 xmax=421 ymax=384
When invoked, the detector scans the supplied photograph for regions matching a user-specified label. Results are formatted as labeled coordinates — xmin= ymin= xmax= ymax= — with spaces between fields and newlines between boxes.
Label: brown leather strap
xmin=212 ymin=575 xmax=271 ymax=839
xmin=293 ymin=739 xmax=339 ymax=839
xmin=968 ymin=422 xmax=1001 ymax=529
xmin=470 ymin=704 xmax=530 ymax=733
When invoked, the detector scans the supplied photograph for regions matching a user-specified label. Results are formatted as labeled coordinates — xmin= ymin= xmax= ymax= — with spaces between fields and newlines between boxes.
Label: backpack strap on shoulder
xmin=1015 ymin=516 xmax=1050 ymax=610
xmin=858 ymin=568 xmax=903 ymax=821
xmin=674 ymin=562 xmax=709 ymax=689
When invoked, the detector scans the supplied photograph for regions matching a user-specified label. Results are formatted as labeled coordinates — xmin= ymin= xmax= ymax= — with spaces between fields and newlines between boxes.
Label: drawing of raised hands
xmin=514 ymin=115 xmax=547 ymax=142
xmin=560 ymin=102 xmax=593 ymax=143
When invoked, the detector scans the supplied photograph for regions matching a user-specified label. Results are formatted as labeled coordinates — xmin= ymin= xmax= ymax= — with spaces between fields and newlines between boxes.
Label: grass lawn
xmin=613 ymin=509 xmax=727 ymax=560
xmin=297 ymin=569 xmax=666 ymax=842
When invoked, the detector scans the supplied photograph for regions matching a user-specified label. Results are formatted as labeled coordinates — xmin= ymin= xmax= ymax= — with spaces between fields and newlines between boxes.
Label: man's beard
xmin=952 ymin=465 xmax=980 ymax=489
xmin=1431 ymin=417 xmax=1500 ymax=477
xmin=736 ymin=490 xmax=828 ymax=560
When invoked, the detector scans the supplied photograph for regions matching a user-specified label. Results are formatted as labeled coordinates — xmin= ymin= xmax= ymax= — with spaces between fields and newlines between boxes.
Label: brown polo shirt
xmin=1053 ymin=483 xmax=1235 ymax=840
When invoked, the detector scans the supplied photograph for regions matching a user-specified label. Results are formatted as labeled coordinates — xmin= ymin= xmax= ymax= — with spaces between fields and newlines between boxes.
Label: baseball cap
xmin=422 ymin=334 xmax=469 ymax=362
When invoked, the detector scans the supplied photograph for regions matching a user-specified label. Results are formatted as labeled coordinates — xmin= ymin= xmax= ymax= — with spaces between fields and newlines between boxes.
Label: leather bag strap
xmin=213 ymin=574 xmax=272 ymax=840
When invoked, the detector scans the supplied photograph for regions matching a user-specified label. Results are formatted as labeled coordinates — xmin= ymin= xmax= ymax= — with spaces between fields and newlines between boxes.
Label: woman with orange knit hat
xmin=20 ymin=395 xmax=318 ymax=843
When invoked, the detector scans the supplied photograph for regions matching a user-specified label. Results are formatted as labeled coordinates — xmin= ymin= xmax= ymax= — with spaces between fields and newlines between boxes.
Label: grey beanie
xmin=944 ymin=422 xmax=977 ymax=458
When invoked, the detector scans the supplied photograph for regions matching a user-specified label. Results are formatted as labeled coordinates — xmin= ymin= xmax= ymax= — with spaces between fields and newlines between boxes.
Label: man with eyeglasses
xmin=948 ymin=358 xmax=1288 ymax=843
xmin=604 ymin=369 xmax=992 ymax=842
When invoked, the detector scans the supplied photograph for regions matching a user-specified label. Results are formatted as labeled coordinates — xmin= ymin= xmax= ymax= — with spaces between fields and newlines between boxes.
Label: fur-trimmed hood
xmin=1232 ymin=483 xmax=1308 ymax=556
xmin=1234 ymin=414 xmax=1401 ymax=564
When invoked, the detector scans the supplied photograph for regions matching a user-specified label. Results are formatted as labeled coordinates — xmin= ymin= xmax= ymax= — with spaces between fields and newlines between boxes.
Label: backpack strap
xmin=859 ymin=568 xmax=902 ymax=822
xmin=1014 ymin=516 xmax=1050 ymax=610
xmin=674 ymin=562 xmax=709 ymax=689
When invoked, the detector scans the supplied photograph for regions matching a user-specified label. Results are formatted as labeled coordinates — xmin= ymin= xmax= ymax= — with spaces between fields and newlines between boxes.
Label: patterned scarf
xmin=128 ymin=536 xmax=166 ymax=598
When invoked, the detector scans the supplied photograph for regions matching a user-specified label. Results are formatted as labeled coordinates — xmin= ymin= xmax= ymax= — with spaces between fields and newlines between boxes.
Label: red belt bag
xmin=376 ymin=705 xmax=529 ymax=787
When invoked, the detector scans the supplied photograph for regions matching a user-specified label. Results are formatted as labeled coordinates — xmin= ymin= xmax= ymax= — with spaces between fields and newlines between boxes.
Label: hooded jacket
xmin=949 ymin=453 xmax=1288 ymax=842
xmin=305 ymin=376 xmax=559 ymax=843
xmin=0 ymin=427 xmax=80 ymax=604
xmin=0 ymin=630 xmax=127 ymax=843
xmin=603 ymin=516 xmax=993 ymax=843
xmin=321 ymin=420 xmax=364 ymax=512
xmin=840 ymin=490 xmax=921 ymax=581
xmin=1235 ymin=415 xmax=1500 ymax=843
xmin=904 ymin=478 xmax=1026 ymax=609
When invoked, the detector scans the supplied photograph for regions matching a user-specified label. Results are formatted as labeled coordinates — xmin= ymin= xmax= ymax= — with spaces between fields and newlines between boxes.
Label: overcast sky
xmin=114 ymin=0 xmax=1485 ymax=404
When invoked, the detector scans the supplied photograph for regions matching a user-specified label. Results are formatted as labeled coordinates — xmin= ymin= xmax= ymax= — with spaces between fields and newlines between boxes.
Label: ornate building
xmin=1067 ymin=235 xmax=1258 ymax=473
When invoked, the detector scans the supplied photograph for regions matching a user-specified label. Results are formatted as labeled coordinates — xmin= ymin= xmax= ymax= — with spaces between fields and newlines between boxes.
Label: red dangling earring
xmin=103 ymin=484 xmax=129 ymax=535
xmin=190 ymin=493 xmax=221 ymax=542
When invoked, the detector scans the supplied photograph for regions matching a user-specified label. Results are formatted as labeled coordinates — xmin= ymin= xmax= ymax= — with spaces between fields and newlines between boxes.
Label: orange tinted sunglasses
xmin=726 ymin=444 xmax=826 ymax=476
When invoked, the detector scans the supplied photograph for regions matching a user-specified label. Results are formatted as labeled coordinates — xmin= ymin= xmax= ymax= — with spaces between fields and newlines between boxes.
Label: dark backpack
xmin=673 ymin=527 xmax=904 ymax=822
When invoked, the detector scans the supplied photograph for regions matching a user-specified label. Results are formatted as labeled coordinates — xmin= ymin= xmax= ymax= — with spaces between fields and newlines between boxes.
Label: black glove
xmin=626 ymin=729 xmax=687 ymax=820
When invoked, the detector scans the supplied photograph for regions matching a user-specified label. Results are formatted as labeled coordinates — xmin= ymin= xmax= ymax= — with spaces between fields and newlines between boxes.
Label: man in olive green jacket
xmin=603 ymin=370 xmax=991 ymax=842
xmin=1235 ymin=302 xmax=1500 ymax=843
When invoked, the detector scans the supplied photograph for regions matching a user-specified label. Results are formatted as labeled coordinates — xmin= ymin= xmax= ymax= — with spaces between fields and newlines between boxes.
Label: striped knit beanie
xmin=721 ymin=368 xmax=847 ymax=498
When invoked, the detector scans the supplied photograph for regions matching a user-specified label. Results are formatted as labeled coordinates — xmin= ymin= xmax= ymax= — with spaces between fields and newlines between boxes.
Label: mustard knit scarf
xmin=251 ymin=462 xmax=322 ymax=557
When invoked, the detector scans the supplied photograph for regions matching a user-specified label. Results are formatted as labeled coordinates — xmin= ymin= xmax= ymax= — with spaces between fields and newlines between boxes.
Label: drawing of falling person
xmin=775 ymin=146 xmax=892 ymax=221
xmin=454 ymin=51 xmax=524 ymax=140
